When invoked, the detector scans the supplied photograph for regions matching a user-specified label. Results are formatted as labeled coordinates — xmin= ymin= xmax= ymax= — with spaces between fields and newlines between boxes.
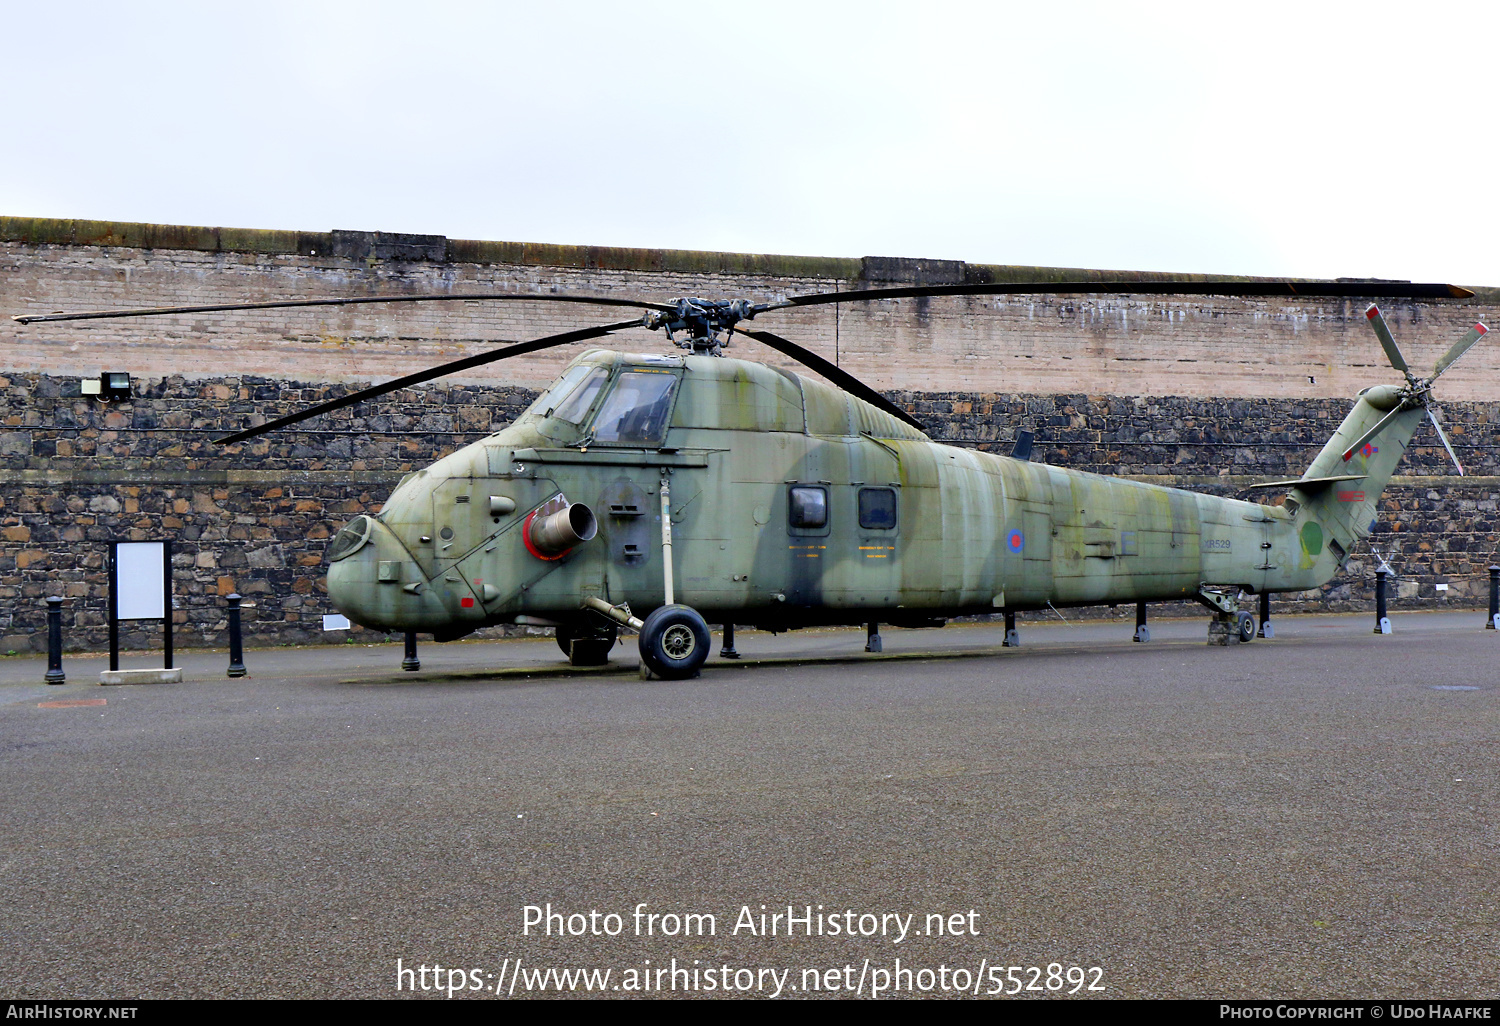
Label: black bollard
xmin=720 ymin=622 xmax=740 ymax=659
xmin=1258 ymin=591 xmax=1273 ymax=639
xmin=1133 ymin=601 xmax=1150 ymax=643
xmin=226 ymin=594 xmax=247 ymax=678
xmin=402 ymin=631 xmax=420 ymax=671
xmin=1488 ymin=565 xmax=1499 ymax=630
xmin=1374 ymin=568 xmax=1391 ymax=635
xmin=44 ymin=596 xmax=65 ymax=685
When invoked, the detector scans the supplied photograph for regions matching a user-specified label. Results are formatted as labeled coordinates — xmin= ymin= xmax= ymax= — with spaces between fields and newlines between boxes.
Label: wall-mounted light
xmin=99 ymin=372 xmax=132 ymax=402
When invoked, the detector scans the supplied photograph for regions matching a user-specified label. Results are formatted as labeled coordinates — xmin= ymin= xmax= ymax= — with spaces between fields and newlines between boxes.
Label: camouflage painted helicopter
xmin=17 ymin=278 xmax=1484 ymax=678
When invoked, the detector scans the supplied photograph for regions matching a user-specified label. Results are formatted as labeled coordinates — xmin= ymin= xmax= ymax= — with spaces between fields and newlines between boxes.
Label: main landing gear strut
xmin=582 ymin=595 xmax=710 ymax=680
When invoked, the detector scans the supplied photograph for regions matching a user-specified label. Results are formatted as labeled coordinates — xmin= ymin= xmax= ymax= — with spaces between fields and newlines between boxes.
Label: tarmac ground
xmin=1 ymin=610 xmax=1496 ymax=1000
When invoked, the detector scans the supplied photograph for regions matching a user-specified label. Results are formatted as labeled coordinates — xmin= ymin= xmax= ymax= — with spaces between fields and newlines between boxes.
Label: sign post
xmin=108 ymin=541 xmax=173 ymax=671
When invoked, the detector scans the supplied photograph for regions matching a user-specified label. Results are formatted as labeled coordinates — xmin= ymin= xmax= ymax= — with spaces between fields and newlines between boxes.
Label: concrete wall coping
xmin=11 ymin=215 xmax=1483 ymax=294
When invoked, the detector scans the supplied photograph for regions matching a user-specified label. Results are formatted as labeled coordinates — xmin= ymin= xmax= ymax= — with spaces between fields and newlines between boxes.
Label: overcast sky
xmin=6 ymin=1 xmax=1497 ymax=284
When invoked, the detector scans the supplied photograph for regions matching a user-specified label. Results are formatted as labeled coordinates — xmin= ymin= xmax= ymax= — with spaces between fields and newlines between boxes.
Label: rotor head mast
xmin=641 ymin=298 xmax=763 ymax=355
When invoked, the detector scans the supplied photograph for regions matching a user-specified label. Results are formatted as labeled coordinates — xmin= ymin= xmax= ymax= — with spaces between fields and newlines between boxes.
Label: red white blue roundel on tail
xmin=1006 ymin=529 xmax=1025 ymax=553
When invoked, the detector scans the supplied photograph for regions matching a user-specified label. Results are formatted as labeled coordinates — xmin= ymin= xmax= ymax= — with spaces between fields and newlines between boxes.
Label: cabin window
xmin=857 ymin=487 xmax=897 ymax=530
xmin=592 ymin=370 xmax=679 ymax=446
xmin=551 ymin=367 xmax=609 ymax=424
xmin=788 ymin=486 xmax=828 ymax=529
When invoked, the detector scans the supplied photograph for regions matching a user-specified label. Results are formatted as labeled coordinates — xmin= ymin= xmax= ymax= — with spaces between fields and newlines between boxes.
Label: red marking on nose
xmin=38 ymin=699 xmax=107 ymax=709
xmin=460 ymin=597 xmax=475 ymax=608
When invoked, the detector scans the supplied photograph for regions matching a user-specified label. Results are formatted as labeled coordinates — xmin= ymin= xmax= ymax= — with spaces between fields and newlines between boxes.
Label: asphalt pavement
xmin=1 ymin=610 xmax=1496 ymax=1000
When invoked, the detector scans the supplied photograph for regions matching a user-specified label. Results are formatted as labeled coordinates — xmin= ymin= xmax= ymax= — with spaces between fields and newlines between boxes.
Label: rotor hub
xmin=642 ymin=298 xmax=761 ymax=356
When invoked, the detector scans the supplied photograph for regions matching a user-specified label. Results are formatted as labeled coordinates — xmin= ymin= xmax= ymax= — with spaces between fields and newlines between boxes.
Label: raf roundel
xmin=1007 ymin=529 xmax=1025 ymax=554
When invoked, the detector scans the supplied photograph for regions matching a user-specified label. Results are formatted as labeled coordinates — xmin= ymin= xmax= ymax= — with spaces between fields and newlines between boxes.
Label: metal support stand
xmin=865 ymin=622 xmax=882 ymax=653
xmin=1487 ymin=565 xmax=1499 ymax=630
xmin=44 ymin=596 xmax=65 ymax=685
xmin=1003 ymin=610 xmax=1019 ymax=647
xmin=1374 ymin=568 xmax=1392 ymax=635
xmin=720 ymin=622 xmax=740 ymax=659
xmin=1207 ymin=613 xmax=1235 ymax=645
xmin=1133 ymin=602 xmax=1150 ymax=643
xmin=1258 ymin=591 xmax=1274 ymax=639
xmin=226 ymin=594 xmax=247 ymax=678
xmin=402 ymin=631 xmax=421 ymax=671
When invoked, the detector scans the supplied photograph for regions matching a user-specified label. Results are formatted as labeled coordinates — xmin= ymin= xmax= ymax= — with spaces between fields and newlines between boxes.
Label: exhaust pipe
xmin=527 ymin=502 xmax=597 ymax=558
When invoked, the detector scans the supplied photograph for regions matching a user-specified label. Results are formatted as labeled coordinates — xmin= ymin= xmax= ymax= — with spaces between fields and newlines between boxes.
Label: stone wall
xmin=2 ymin=372 xmax=1495 ymax=654
xmin=4 ymin=217 xmax=1498 ymax=653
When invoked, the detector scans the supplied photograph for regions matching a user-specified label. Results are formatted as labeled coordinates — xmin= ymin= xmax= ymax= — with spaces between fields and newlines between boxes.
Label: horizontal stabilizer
xmin=1244 ymin=474 xmax=1367 ymax=493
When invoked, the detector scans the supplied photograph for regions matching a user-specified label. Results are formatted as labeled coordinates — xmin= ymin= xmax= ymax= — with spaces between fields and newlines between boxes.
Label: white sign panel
xmin=322 ymin=614 xmax=351 ymax=631
xmin=116 ymin=542 xmax=166 ymax=620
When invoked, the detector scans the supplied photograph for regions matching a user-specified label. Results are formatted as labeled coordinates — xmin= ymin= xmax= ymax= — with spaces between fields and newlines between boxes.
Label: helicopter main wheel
xmin=555 ymin=622 xmax=618 ymax=666
xmin=1235 ymin=610 xmax=1257 ymax=644
xmin=638 ymin=604 xmax=710 ymax=680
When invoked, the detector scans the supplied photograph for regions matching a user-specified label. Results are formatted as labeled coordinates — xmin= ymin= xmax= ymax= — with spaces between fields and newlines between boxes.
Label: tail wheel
xmin=1236 ymin=610 xmax=1256 ymax=643
xmin=638 ymin=604 xmax=710 ymax=680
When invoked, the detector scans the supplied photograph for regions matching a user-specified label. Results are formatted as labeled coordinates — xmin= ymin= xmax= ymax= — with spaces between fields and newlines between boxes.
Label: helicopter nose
xmin=326 ymin=514 xmax=445 ymax=632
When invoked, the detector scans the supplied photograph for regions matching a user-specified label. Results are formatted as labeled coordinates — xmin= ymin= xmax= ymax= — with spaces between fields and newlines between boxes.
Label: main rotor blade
xmin=1340 ymin=403 xmax=1410 ymax=464
xmin=1364 ymin=305 xmax=1410 ymax=376
xmin=766 ymin=279 xmax=1474 ymax=313
xmin=213 ymin=318 xmax=642 ymax=445
xmin=1426 ymin=406 xmax=1466 ymax=476
xmin=1431 ymin=322 xmax=1489 ymax=381
xmin=732 ymin=327 xmax=925 ymax=432
xmin=13 ymin=293 xmax=675 ymax=325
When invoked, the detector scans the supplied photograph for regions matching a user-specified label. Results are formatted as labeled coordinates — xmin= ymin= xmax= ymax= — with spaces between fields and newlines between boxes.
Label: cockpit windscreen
xmin=591 ymin=370 xmax=679 ymax=446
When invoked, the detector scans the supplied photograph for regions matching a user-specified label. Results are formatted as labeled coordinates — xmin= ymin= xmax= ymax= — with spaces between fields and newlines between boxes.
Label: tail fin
xmin=1289 ymin=386 xmax=1424 ymax=566
xmin=1279 ymin=306 xmax=1487 ymax=576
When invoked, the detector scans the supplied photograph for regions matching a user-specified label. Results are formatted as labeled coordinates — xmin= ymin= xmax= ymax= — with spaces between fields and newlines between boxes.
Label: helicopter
xmin=16 ymin=277 xmax=1485 ymax=678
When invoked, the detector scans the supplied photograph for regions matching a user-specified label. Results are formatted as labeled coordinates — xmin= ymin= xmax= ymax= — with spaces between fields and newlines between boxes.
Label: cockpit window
xmin=527 ymin=364 xmax=593 ymax=419
xmin=591 ymin=370 xmax=679 ymax=446
xmin=551 ymin=367 xmax=609 ymax=424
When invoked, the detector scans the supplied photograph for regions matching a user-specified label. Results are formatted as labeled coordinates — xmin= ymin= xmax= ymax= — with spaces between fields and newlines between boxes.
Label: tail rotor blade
xmin=1431 ymin=322 xmax=1488 ymax=381
xmin=1426 ymin=406 xmax=1466 ymax=476
xmin=1365 ymin=305 xmax=1410 ymax=376
xmin=1340 ymin=403 xmax=1409 ymax=464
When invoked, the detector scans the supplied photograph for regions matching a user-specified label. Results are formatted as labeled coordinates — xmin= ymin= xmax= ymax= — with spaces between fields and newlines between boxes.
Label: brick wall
xmin=5 ymin=218 xmax=1500 ymax=402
